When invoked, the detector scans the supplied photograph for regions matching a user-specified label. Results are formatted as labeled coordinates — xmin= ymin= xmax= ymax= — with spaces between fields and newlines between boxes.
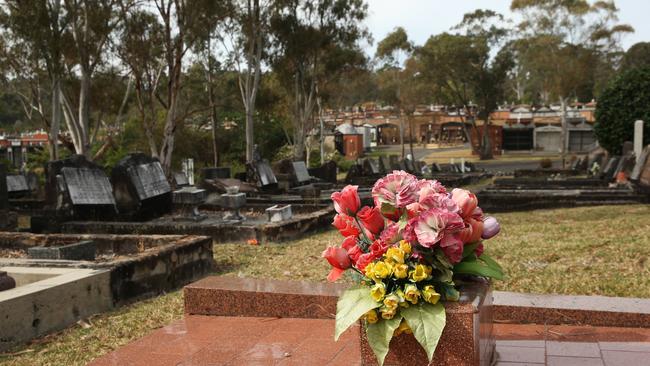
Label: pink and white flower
xmin=413 ymin=207 xmax=465 ymax=249
xmin=372 ymin=171 xmax=419 ymax=215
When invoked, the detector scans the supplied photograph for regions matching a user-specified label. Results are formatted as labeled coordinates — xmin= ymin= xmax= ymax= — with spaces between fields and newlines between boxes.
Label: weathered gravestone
xmin=431 ymin=163 xmax=441 ymax=172
xmin=389 ymin=155 xmax=400 ymax=170
xmin=46 ymin=155 xmax=117 ymax=219
xmin=631 ymin=145 xmax=650 ymax=181
xmin=247 ymin=160 xmax=278 ymax=190
xmin=614 ymin=153 xmax=637 ymax=180
xmin=308 ymin=161 xmax=337 ymax=184
xmin=174 ymin=172 xmax=190 ymax=188
xmin=379 ymin=156 xmax=391 ymax=173
xmin=202 ymin=167 xmax=231 ymax=180
xmin=292 ymin=161 xmax=312 ymax=184
xmin=362 ymin=158 xmax=381 ymax=176
xmin=6 ymin=175 xmax=29 ymax=197
xmin=111 ymin=153 xmax=172 ymax=218
xmin=601 ymin=156 xmax=620 ymax=180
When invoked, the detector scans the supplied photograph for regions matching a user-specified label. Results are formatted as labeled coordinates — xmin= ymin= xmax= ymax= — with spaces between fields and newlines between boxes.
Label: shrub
xmin=539 ymin=158 xmax=553 ymax=169
xmin=594 ymin=67 xmax=650 ymax=154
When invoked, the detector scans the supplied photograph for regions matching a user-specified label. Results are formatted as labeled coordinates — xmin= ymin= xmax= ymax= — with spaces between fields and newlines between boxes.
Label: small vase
xmin=0 ymin=271 xmax=16 ymax=292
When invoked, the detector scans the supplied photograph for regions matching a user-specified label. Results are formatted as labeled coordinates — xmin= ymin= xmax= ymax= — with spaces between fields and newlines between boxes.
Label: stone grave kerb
xmin=111 ymin=153 xmax=172 ymax=219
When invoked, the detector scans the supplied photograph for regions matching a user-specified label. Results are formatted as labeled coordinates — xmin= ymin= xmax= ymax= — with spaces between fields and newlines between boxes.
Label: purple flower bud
xmin=481 ymin=216 xmax=500 ymax=239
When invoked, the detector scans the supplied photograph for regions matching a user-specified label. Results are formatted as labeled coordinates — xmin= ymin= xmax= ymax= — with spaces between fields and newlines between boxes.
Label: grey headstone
xmin=631 ymin=145 xmax=650 ymax=181
xmin=362 ymin=158 xmax=380 ymax=175
xmin=292 ymin=161 xmax=312 ymax=183
xmin=62 ymin=167 xmax=116 ymax=205
xmin=256 ymin=161 xmax=278 ymax=186
xmin=431 ymin=163 xmax=441 ymax=172
xmin=602 ymin=156 xmax=620 ymax=180
xmin=6 ymin=175 xmax=29 ymax=193
xmin=174 ymin=172 xmax=190 ymax=187
xmin=28 ymin=240 xmax=96 ymax=261
xmin=127 ymin=162 xmax=171 ymax=200
xmin=379 ymin=156 xmax=391 ymax=173
xmin=614 ymin=153 xmax=636 ymax=178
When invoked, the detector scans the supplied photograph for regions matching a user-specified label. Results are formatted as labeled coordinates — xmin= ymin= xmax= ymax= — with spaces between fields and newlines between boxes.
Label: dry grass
xmin=2 ymin=204 xmax=650 ymax=365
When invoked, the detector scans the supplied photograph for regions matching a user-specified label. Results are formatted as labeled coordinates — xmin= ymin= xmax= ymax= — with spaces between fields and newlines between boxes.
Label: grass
xmin=2 ymin=204 xmax=650 ymax=365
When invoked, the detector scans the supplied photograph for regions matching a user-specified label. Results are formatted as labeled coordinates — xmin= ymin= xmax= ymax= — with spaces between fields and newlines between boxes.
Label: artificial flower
xmin=399 ymin=240 xmax=411 ymax=254
xmin=370 ymin=283 xmax=387 ymax=302
xmin=422 ymin=285 xmax=441 ymax=304
xmin=332 ymin=214 xmax=360 ymax=237
xmin=409 ymin=264 xmax=431 ymax=282
xmin=365 ymin=309 xmax=379 ymax=324
xmin=372 ymin=171 xmax=419 ymax=219
xmin=357 ymin=206 xmax=385 ymax=235
xmin=331 ymin=185 xmax=361 ymax=216
xmin=385 ymin=246 xmax=405 ymax=264
xmin=393 ymin=263 xmax=409 ymax=279
xmin=413 ymin=207 xmax=465 ymax=248
xmin=394 ymin=320 xmax=413 ymax=336
xmin=451 ymin=188 xmax=478 ymax=219
xmin=403 ymin=284 xmax=421 ymax=304
xmin=372 ymin=261 xmax=393 ymax=279
xmin=482 ymin=216 xmax=501 ymax=239
xmin=322 ymin=246 xmax=351 ymax=282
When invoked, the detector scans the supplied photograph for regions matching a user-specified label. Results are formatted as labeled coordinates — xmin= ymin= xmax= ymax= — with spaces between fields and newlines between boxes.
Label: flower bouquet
xmin=323 ymin=171 xmax=503 ymax=366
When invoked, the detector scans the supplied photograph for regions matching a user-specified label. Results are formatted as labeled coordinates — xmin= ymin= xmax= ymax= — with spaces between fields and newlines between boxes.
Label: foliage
xmin=594 ymin=67 xmax=650 ymax=154
xmin=621 ymin=42 xmax=650 ymax=71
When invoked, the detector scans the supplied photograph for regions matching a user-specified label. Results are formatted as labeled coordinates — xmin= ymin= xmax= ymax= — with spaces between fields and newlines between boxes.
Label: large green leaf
xmin=366 ymin=315 xmax=402 ymax=366
xmin=335 ymin=286 xmax=379 ymax=341
xmin=401 ymin=303 xmax=446 ymax=362
xmin=454 ymin=258 xmax=504 ymax=280
xmin=479 ymin=253 xmax=504 ymax=272
xmin=462 ymin=242 xmax=480 ymax=259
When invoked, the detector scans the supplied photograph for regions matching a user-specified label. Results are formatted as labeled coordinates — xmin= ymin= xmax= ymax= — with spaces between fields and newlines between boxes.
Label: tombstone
xmin=613 ymin=153 xmax=636 ymax=181
xmin=202 ymin=167 xmax=231 ymax=180
xmin=631 ymin=145 xmax=650 ymax=181
xmin=59 ymin=167 xmax=117 ymax=218
xmin=379 ymin=156 xmax=391 ymax=173
xmin=111 ymin=153 xmax=172 ymax=218
xmin=46 ymin=155 xmax=110 ymax=206
xmin=430 ymin=163 xmax=441 ymax=173
xmin=173 ymin=172 xmax=190 ymax=188
xmin=308 ymin=161 xmax=337 ymax=184
xmin=220 ymin=186 xmax=246 ymax=221
xmin=173 ymin=186 xmax=208 ymax=221
xmin=182 ymin=158 xmax=195 ymax=185
xmin=344 ymin=164 xmax=363 ymax=183
xmin=266 ymin=205 xmax=293 ymax=222
xmin=0 ymin=164 xmax=7 ymax=226
xmin=247 ymin=160 xmax=278 ymax=190
xmin=362 ymin=158 xmax=381 ymax=176
xmin=601 ymin=156 xmax=620 ymax=180
xmin=640 ymin=153 xmax=650 ymax=187
xmin=465 ymin=162 xmax=477 ymax=172
xmin=6 ymin=175 xmax=29 ymax=197
xmin=25 ymin=172 xmax=40 ymax=195
xmin=292 ymin=161 xmax=312 ymax=184
xmin=621 ymin=141 xmax=634 ymax=156
xmin=389 ymin=155 xmax=401 ymax=170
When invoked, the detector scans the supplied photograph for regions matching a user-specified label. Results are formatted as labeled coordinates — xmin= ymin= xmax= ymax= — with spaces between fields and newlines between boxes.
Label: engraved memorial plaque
xmin=292 ymin=161 xmax=312 ymax=183
xmin=6 ymin=175 xmax=29 ymax=193
xmin=62 ymin=167 xmax=116 ymax=205
xmin=127 ymin=162 xmax=171 ymax=200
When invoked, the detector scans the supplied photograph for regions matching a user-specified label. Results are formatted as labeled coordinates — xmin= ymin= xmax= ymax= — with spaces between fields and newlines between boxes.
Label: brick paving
xmin=89 ymin=315 xmax=650 ymax=366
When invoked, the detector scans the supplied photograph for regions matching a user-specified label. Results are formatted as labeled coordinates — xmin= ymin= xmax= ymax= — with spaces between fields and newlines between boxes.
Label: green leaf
xmin=479 ymin=253 xmax=504 ymax=272
xmin=462 ymin=242 xmax=480 ymax=259
xmin=454 ymin=258 xmax=504 ymax=280
xmin=335 ymin=286 xmax=380 ymax=341
xmin=366 ymin=315 xmax=402 ymax=366
xmin=401 ymin=303 xmax=446 ymax=362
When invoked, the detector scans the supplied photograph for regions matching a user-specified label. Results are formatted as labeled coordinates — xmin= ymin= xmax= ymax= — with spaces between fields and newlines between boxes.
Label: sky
xmin=364 ymin=0 xmax=650 ymax=54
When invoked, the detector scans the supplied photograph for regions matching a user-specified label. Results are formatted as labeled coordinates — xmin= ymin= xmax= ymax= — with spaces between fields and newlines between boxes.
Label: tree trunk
xmin=480 ymin=116 xmax=493 ymax=160
xmin=399 ymin=112 xmax=405 ymax=158
xmin=78 ymin=68 xmax=91 ymax=157
xmin=560 ymin=97 xmax=568 ymax=167
xmin=49 ymin=78 xmax=61 ymax=161
xmin=408 ymin=113 xmax=415 ymax=160
xmin=245 ymin=106 xmax=254 ymax=162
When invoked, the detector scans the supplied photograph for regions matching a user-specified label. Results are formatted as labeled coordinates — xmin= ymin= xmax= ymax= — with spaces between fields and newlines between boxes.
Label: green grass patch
xmin=2 ymin=204 xmax=649 ymax=365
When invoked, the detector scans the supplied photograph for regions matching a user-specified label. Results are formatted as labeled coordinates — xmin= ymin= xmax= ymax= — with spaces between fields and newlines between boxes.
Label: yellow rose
xmin=385 ymin=247 xmax=405 ymax=264
xmin=394 ymin=320 xmax=413 ymax=336
xmin=373 ymin=261 xmax=393 ymax=279
xmin=364 ymin=262 xmax=375 ymax=278
xmin=365 ymin=309 xmax=379 ymax=324
xmin=403 ymin=284 xmax=421 ymax=304
xmin=380 ymin=305 xmax=396 ymax=320
xmin=422 ymin=285 xmax=441 ymax=304
xmin=383 ymin=293 xmax=400 ymax=311
xmin=393 ymin=263 xmax=408 ymax=279
xmin=370 ymin=283 xmax=386 ymax=302
xmin=409 ymin=264 xmax=431 ymax=282
xmin=395 ymin=289 xmax=409 ymax=308
xmin=399 ymin=240 xmax=412 ymax=254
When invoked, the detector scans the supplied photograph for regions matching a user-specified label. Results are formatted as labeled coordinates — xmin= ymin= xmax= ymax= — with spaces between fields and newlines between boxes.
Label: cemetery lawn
xmin=2 ymin=204 xmax=650 ymax=365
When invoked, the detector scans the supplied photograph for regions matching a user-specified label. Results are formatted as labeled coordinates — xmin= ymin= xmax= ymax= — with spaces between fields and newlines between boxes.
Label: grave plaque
xmin=292 ymin=161 xmax=312 ymax=184
xmin=631 ymin=145 xmax=650 ymax=181
xmin=255 ymin=161 xmax=278 ymax=187
xmin=127 ymin=161 xmax=171 ymax=200
xmin=174 ymin=172 xmax=190 ymax=187
xmin=6 ymin=175 xmax=29 ymax=193
xmin=61 ymin=167 xmax=116 ymax=205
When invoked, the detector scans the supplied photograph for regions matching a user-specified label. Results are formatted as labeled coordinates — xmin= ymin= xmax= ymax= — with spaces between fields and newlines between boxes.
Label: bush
xmin=594 ymin=67 xmax=650 ymax=154
xmin=539 ymin=158 xmax=553 ymax=169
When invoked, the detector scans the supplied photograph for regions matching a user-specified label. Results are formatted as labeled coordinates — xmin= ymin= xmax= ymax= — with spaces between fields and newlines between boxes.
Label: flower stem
xmin=354 ymin=216 xmax=372 ymax=247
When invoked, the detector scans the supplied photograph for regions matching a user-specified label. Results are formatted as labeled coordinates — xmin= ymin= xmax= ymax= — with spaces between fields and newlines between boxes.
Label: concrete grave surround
xmin=61 ymin=167 xmax=116 ymax=206
xmin=265 ymin=204 xmax=292 ymax=222
xmin=0 ymin=266 xmax=112 ymax=352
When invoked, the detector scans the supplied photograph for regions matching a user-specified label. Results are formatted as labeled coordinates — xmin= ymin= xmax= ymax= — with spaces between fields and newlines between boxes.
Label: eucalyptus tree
xmin=270 ymin=0 xmax=369 ymax=161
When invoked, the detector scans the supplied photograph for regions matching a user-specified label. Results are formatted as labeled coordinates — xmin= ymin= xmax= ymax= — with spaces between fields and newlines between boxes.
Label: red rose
xmin=332 ymin=214 xmax=360 ymax=237
xmin=322 ymin=246 xmax=351 ymax=282
xmin=369 ymin=240 xmax=388 ymax=258
xmin=356 ymin=252 xmax=375 ymax=271
xmin=357 ymin=206 xmax=385 ymax=235
xmin=331 ymin=185 xmax=361 ymax=216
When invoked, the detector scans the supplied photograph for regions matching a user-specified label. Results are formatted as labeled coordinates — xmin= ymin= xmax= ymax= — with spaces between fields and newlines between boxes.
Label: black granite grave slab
xmin=361 ymin=158 xmax=381 ymax=176
xmin=247 ymin=161 xmax=278 ymax=190
xmin=111 ymin=153 xmax=172 ymax=219
xmin=292 ymin=161 xmax=312 ymax=184
xmin=0 ymin=164 xmax=7 ymax=211
xmin=601 ymin=156 xmax=620 ymax=180
xmin=62 ymin=168 xmax=116 ymax=206
xmin=308 ymin=161 xmax=337 ymax=184
xmin=378 ymin=156 xmax=391 ymax=174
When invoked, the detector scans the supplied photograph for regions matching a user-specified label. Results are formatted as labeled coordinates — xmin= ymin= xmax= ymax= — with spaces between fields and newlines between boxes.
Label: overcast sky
xmin=364 ymin=0 xmax=648 ymax=54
